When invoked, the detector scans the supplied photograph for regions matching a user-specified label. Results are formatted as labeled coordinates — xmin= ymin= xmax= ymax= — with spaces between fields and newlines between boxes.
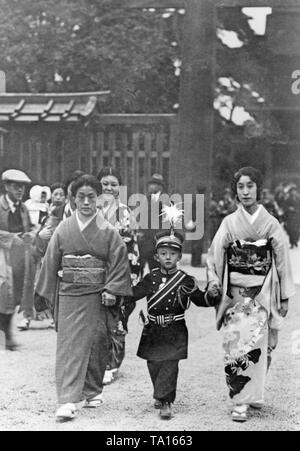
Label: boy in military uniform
xmin=128 ymin=230 xmax=217 ymax=420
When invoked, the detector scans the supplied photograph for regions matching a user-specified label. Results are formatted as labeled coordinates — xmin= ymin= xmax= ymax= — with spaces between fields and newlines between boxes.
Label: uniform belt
xmin=148 ymin=314 xmax=185 ymax=327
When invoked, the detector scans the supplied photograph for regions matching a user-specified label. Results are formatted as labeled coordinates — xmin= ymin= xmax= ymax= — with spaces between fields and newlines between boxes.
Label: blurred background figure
xmin=260 ymin=188 xmax=284 ymax=222
xmin=218 ymin=187 xmax=237 ymax=220
xmin=209 ymin=192 xmax=222 ymax=244
xmin=139 ymin=174 xmax=167 ymax=275
xmin=0 ymin=169 xmax=36 ymax=340
xmin=284 ymin=184 xmax=300 ymax=249
xmin=25 ymin=185 xmax=51 ymax=231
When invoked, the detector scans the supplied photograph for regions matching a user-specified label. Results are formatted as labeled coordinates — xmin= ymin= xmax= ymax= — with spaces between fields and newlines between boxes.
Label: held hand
xmin=39 ymin=227 xmax=53 ymax=241
xmin=102 ymin=292 xmax=117 ymax=307
xmin=207 ymin=281 xmax=222 ymax=299
xmin=279 ymin=299 xmax=289 ymax=318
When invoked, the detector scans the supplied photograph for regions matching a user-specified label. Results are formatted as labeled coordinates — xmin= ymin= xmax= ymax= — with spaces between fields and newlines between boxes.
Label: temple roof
xmin=0 ymin=91 xmax=110 ymax=123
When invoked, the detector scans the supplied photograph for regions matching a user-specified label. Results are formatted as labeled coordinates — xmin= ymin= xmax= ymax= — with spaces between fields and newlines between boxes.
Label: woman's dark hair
xmin=71 ymin=174 xmax=102 ymax=197
xmin=50 ymin=182 xmax=67 ymax=196
xmin=65 ymin=170 xmax=85 ymax=190
xmin=232 ymin=166 xmax=263 ymax=201
xmin=97 ymin=167 xmax=122 ymax=185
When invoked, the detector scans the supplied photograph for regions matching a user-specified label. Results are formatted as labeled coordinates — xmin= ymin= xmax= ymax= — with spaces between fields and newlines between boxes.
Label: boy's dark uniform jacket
xmin=130 ymin=267 xmax=211 ymax=361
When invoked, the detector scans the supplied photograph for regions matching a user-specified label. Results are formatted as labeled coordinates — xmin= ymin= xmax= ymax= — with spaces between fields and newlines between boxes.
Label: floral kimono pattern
xmin=223 ymin=241 xmax=271 ymax=403
xmin=207 ymin=205 xmax=295 ymax=407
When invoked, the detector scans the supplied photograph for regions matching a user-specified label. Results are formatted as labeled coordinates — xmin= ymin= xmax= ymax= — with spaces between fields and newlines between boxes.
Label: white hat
xmin=29 ymin=185 xmax=51 ymax=202
xmin=2 ymin=169 xmax=31 ymax=184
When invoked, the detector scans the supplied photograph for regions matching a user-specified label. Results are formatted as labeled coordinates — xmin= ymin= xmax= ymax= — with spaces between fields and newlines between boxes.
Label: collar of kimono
xmin=241 ymin=204 xmax=262 ymax=225
xmin=76 ymin=210 xmax=98 ymax=232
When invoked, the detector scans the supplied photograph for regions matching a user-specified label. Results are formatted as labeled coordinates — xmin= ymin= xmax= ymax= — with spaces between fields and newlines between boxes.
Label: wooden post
xmin=170 ymin=0 xmax=216 ymax=250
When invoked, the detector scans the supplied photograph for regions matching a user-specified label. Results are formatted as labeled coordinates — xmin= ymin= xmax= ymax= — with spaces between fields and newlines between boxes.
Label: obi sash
xmin=227 ymin=239 xmax=272 ymax=277
xmin=61 ymin=254 xmax=105 ymax=285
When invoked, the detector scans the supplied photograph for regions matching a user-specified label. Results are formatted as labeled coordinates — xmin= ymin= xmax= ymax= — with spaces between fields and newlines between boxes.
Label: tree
xmin=0 ymin=0 xmax=179 ymax=112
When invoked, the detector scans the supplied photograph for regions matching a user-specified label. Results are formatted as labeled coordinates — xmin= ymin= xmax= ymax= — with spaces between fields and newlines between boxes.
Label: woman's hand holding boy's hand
xmin=206 ymin=281 xmax=222 ymax=306
xmin=102 ymin=291 xmax=117 ymax=307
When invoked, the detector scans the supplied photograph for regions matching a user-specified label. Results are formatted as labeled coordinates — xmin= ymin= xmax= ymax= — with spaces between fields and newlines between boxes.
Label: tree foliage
xmin=0 ymin=0 xmax=179 ymax=112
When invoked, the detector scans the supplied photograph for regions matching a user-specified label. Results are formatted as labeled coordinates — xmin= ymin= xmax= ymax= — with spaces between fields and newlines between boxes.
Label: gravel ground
xmin=0 ymin=274 xmax=299 ymax=432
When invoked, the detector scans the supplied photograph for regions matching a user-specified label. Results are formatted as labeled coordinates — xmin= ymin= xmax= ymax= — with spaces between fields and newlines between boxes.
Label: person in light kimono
xmin=97 ymin=167 xmax=141 ymax=385
xmin=207 ymin=167 xmax=295 ymax=423
xmin=36 ymin=175 xmax=132 ymax=422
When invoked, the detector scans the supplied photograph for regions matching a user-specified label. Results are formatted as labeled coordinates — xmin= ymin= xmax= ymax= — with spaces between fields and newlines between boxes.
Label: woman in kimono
xmin=207 ymin=167 xmax=295 ymax=423
xmin=36 ymin=175 xmax=132 ymax=422
xmin=97 ymin=167 xmax=141 ymax=384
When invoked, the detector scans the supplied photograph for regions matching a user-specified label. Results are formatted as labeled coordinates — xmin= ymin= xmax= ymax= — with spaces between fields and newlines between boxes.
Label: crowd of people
xmin=0 ymin=165 xmax=296 ymax=425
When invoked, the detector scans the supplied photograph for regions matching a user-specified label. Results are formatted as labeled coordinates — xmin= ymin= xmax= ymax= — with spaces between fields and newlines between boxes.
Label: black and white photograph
xmin=0 ymin=0 xmax=299 ymax=434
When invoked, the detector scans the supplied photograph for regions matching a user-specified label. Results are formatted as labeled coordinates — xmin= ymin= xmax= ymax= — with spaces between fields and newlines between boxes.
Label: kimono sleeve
xmin=269 ymin=219 xmax=296 ymax=300
xmin=104 ymin=228 xmax=133 ymax=297
xmin=206 ymin=217 xmax=230 ymax=284
xmin=35 ymin=227 xmax=62 ymax=307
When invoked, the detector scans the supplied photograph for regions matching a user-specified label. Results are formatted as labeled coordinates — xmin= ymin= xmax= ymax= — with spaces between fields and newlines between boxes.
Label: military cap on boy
xmin=155 ymin=230 xmax=184 ymax=251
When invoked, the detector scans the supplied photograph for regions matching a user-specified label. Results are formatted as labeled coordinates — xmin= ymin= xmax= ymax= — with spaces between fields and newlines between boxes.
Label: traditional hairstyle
xmin=232 ymin=166 xmax=263 ymax=201
xmin=71 ymin=174 xmax=102 ymax=198
xmin=50 ymin=182 xmax=67 ymax=196
xmin=97 ymin=167 xmax=122 ymax=185
xmin=65 ymin=170 xmax=85 ymax=190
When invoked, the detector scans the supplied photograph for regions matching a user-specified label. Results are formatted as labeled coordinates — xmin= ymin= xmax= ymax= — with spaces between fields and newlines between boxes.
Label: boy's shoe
xmin=55 ymin=403 xmax=76 ymax=422
xmin=84 ymin=394 xmax=104 ymax=409
xmin=17 ymin=318 xmax=31 ymax=331
xmin=250 ymin=403 xmax=263 ymax=410
xmin=160 ymin=402 xmax=172 ymax=420
xmin=154 ymin=400 xmax=163 ymax=410
xmin=103 ymin=370 xmax=114 ymax=385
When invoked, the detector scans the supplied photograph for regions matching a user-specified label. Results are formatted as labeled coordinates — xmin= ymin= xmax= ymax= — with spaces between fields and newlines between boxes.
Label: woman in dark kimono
xmin=36 ymin=175 xmax=132 ymax=422
xmin=284 ymin=186 xmax=300 ymax=249
xmin=97 ymin=167 xmax=141 ymax=384
xmin=207 ymin=167 xmax=295 ymax=423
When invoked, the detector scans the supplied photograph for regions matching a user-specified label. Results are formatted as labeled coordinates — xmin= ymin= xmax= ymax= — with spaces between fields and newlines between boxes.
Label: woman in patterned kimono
xmin=36 ymin=175 xmax=132 ymax=422
xmin=207 ymin=167 xmax=295 ymax=423
xmin=97 ymin=167 xmax=141 ymax=384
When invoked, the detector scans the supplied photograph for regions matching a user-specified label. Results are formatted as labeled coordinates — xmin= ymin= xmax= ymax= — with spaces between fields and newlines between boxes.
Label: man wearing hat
xmin=0 ymin=170 xmax=36 ymax=349
xmin=127 ymin=227 xmax=218 ymax=420
xmin=139 ymin=173 xmax=167 ymax=275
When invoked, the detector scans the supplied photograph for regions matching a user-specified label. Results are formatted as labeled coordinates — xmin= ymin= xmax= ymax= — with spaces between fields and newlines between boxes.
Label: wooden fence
xmin=0 ymin=114 xmax=178 ymax=194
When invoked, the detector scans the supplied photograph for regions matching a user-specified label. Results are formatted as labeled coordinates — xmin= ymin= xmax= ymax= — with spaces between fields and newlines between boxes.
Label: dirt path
xmin=0 ymin=283 xmax=299 ymax=432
